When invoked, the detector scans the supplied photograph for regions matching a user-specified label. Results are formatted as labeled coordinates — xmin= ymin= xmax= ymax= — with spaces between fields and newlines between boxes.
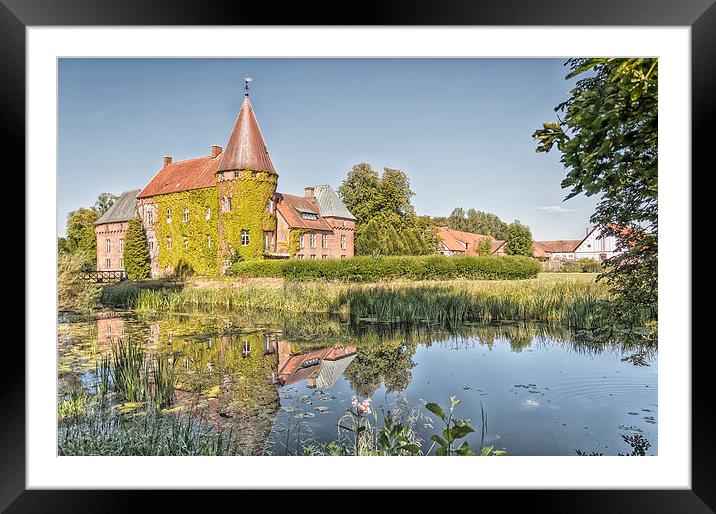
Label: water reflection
xmin=56 ymin=310 xmax=658 ymax=456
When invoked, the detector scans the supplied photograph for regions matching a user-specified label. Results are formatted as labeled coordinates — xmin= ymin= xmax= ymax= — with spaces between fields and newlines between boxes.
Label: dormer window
xmin=297 ymin=207 xmax=318 ymax=220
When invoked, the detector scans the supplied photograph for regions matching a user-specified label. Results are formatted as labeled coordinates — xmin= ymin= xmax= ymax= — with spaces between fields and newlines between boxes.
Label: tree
xmin=93 ymin=192 xmax=118 ymax=215
xmin=63 ymin=208 xmax=99 ymax=270
xmin=533 ymin=58 xmax=658 ymax=326
xmin=124 ymin=217 xmax=151 ymax=280
xmin=475 ymin=238 xmax=492 ymax=256
xmin=505 ymin=221 xmax=533 ymax=257
xmin=58 ymin=252 xmax=100 ymax=312
xmin=356 ymin=219 xmax=383 ymax=256
xmin=339 ymin=163 xmax=435 ymax=255
xmin=433 ymin=208 xmax=509 ymax=240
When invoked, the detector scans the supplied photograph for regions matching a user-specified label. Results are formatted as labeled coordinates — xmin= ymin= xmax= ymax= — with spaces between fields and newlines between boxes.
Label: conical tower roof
xmin=217 ymin=96 xmax=277 ymax=174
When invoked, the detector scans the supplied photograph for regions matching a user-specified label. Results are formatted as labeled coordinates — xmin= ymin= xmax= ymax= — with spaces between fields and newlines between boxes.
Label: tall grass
xmin=58 ymin=404 xmax=242 ymax=456
xmin=111 ymin=337 xmax=146 ymax=403
xmin=108 ymin=337 xmax=177 ymax=409
xmin=102 ymin=276 xmax=612 ymax=328
xmin=338 ymin=281 xmax=611 ymax=329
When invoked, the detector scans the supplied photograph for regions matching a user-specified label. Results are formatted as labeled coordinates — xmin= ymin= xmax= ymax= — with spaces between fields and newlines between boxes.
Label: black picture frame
xmin=5 ymin=0 xmax=707 ymax=511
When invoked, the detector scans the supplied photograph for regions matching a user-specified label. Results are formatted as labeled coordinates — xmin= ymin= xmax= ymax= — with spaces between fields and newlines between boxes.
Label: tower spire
xmin=243 ymin=76 xmax=252 ymax=97
xmin=216 ymin=82 xmax=277 ymax=174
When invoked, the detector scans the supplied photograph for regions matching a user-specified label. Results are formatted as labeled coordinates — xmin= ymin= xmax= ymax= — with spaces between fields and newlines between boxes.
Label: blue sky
xmin=58 ymin=58 xmax=598 ymax=240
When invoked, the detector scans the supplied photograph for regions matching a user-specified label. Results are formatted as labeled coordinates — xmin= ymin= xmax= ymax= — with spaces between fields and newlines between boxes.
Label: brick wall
xmin=95 ymin=221 xmax=129 ymax=271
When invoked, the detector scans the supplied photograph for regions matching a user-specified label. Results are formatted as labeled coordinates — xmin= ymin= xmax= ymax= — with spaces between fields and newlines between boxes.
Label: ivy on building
xmin=151 ymin=188 xmax=219 ymax=276
xmin=217 ymin=171 xmax=277 ymax=262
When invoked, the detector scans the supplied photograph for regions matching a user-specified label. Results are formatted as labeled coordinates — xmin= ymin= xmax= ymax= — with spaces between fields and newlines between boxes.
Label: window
xmin=301 ymin=212 xmax=317 ymax=220
xmin=119 ymin=258 xmax=124 ymax=268
xmin=322 ymin=255 xmax=327 ymax=260
xmin=207 ymin=235 xmax=212 ymax=248
xmin=299 ymin=234 xmax=305 ymax=248
xmin=297 ymin=254 xmax=304 ymax=260
xmin=264 ymin=231 xmax=273 ymax=253
xmin=166 ymin=236 xmax=172 ymax=249
xmin=222 ymin=196 xmax=232 ymax=213
xmin=146 ymin=209 xmax=154 ymax=226
xmin=183 ymin=207 xmax=189 ymax=222
xmin=148 ymin=239 xmax=154 ymax=251
xmin=105 ymin=258 xmax=111 ymax=268
xmin=599 ymin=253 xmax=607 ymax=261
xmin=105 ymin=239 xmax=111 ymax=254
xmin=241 ymin=230 xmax=250 ymax=246
xmin=166 ymin=208 xmax=172 ymax=223
xmin=234 ymin=171 xmax=240 ymax=179
xmin=310 ymin=254 xmax=316 ymax=259
xmin=341 ymin=235 xmax=347 ymax=250
xmin=340 ymin=255 xmax=346 ymax=259
xmin=242 ymin=339 xmax=250 ymax=358
xmin=251 ymin=171 xmax=259 ymax=178
xmin=184 ymin=236 xmax=189 ymax=249
xmin=206 ymin=207 xmax=211 ymax=220
xmin=267 ymin=199 xmax=274 ymax=213
xmin=322 ymin=234 xmax=328 ymax=249
xmin=119 ymin=238 xmax=124 ymax=253
xmin=310 ymin=233 xmax=317 ymax=248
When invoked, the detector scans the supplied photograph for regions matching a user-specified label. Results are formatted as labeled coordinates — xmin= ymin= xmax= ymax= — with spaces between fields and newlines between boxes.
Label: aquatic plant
xmin=58 ymin=405 xmax=242 ymax=456
xmin=111 ymin=337 xmax=146 ymax=403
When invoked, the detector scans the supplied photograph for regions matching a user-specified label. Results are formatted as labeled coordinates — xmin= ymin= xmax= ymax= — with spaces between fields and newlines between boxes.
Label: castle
xmin=95 ymin=87 xmax=355 ymax=277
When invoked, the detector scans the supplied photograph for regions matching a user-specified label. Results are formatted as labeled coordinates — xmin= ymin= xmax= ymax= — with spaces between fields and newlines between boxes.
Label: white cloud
xmin=539 ymin=205 xmax=573 ymax=213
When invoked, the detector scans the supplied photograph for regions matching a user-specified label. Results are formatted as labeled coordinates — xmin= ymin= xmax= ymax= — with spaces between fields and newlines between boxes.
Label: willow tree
xmin=533 ymin=58 xmax=658 ymax=327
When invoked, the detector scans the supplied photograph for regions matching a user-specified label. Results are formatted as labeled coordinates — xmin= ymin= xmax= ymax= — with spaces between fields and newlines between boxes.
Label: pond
xmin=57 ymin=310 xmax=657 ymax=456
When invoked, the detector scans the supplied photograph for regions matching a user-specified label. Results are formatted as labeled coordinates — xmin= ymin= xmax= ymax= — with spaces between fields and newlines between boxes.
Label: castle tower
xmin=215 ymin=82 xmax=279 ymax=268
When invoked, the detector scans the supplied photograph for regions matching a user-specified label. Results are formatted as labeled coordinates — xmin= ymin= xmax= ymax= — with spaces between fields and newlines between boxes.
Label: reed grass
xmin=103 ymin=275 xmax=612 ymax=328
xmin=58 ymin=404 xmax=242 ymax=456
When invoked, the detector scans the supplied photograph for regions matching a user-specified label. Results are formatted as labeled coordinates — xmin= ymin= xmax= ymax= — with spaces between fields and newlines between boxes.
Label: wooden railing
xmin=81 ymin=270 xmax=128 ymax=283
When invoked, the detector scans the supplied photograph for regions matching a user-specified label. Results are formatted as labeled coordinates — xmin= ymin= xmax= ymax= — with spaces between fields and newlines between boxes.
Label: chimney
xmin=163 ymin=156 xmax=172 ymax=167
xmin=586 ymin=227 xmax=589 ymax=236
xmin=304 ymin=186 xmax=315 ymax=201
xmin=211 ymin=145 xmax=222 ymax=158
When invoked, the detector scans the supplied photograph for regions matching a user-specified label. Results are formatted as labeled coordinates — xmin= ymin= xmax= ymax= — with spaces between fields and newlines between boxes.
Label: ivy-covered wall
xmin=151 ymin=187 xmax=219 ymax=275
xmin=289 ymin=229 xmax=305 ymax=257
xmin=217 ymin=171 xmax=278 ymax=262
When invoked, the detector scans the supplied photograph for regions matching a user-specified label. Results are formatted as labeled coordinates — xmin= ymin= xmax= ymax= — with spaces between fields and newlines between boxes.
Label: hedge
xmin=229 ymin=255 xmax=541 ymax=282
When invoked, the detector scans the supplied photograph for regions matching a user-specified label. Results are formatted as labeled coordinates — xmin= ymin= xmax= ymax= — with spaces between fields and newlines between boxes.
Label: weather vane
xmin=243 ymin=76 xmax=253 ymax=97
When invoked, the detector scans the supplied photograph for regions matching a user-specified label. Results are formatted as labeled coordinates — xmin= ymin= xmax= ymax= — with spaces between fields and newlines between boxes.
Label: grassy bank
xmin=101 ymin=274 xmax=610 ymax=328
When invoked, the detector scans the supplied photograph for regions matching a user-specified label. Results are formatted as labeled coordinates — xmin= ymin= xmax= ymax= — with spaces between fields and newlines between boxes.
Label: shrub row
xmin=229 ymin=255 xmax=541 ymax=282
xmin=560 ymin=258 xmax=603 ymax=273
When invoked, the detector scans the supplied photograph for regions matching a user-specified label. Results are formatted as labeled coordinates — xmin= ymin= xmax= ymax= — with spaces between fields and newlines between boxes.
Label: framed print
xmin=5 ymin=0 xmax=710 ymax=510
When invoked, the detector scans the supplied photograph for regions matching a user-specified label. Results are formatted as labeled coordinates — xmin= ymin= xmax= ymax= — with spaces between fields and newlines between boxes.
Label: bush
xmin=560 ymin=258 xmax=603 ymax=273
xmin=58 ymin=252 xmax=100 ymax=312
xmin=579 ymin=259 xmax=603 ymax=273
xmin=229 ymin=255 xmax=540 ymax=282
xmin=560 ymin=260 xmax=582 ymax=273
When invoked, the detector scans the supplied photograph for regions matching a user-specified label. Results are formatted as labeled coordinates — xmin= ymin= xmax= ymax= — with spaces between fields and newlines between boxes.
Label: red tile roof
xmin=217 ymin=96 xmax=277 ymax=174
xmin=435 ymin=227 xmax=502 ymax=255
xmin=275 ymin=193 xmax=333 ymax=231
xmin=138 ymin=155 xmax=220 ymax=198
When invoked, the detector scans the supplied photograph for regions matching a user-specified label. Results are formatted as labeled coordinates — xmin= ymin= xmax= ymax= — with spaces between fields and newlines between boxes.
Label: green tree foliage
xmin=356 ymin=219 xmax=383 ymax=256
xmin=58 ymin=252 xmax=100 ymax=312
xmin=505 ymin=221 xmax=533 ymax=257
xmin=533 ymin=58 xmax=658 ymax=325
xmin=63 ymin=208 xmax=100 ymax=270
xmin=433 ymin=208 xmax=509 ymax=240
xmin=476 ymin=238 xmax=492 ymax=256
xmin=338 ymin=163 xmax=437 ymax=255
xmin=93 ymin=192 xmax=118 ymax=215
xmin=124 ymin=217 xmax=151 ymax=280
